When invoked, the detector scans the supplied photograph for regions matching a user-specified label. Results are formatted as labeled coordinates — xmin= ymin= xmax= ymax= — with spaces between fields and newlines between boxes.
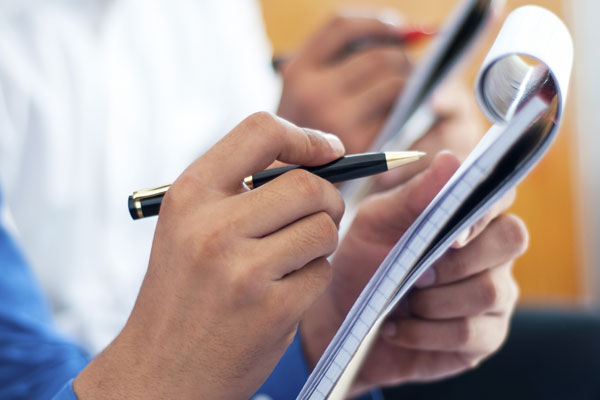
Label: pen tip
xmin=385 ymin=151 xmax=426 ymax=170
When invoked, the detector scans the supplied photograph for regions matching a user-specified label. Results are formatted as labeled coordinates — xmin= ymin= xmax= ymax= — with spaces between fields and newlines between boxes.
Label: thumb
xmin=184 ymin=112 xmax=345 ymax=192
xmin=354 ymin=151 xmax=460 ymax=246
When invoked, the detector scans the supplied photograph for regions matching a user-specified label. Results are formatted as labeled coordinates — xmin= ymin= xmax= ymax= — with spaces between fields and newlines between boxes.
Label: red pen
xmin=398 ymin=26 xmax=437 ymax=43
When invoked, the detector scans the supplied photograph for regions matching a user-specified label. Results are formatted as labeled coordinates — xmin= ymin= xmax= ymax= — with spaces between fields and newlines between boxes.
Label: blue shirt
xmin=0 ymin=197 xmax=89 ymax=399
xmin=0 ymin=192 xmax=377 ymax=399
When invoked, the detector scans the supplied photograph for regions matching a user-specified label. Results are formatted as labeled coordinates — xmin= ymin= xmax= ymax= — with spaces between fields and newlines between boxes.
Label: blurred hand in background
xmin=277 ymin=15 xmax=412 ymax=154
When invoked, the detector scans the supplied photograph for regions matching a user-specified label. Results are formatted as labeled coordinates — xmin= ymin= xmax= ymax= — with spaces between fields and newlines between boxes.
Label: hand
xmin=301 ymin=152 xmax=527 ymax=395
xmin=73 ymin=113 xmax=346 ymax=400
xmin=373 ymin=79 xmax=485 ymax=191
xmin=277 ymin=15 xmax=412 ymax=154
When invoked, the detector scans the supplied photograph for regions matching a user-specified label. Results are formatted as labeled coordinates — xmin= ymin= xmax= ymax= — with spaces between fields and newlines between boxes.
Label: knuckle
xmin=164 ymin=175 xmax=200 ymax=211
xmin=478 ymin=272 xmax=499 ymax=310
xmin=499 ymin=214 xmax=530 ymax=256
xmin=330 ymin=15 xmax=349 ymax=30
xmin=296 ymin=213 xmax=339 ymax=256
xmin=229 ymin=268 xmax=259 ymax=304
xmin=314 ymin=212 xmax=339 ymax=248
xmin=455 ymin=318 xmax=472 ymax=347
xmin=288 ymin=169 xmax=324 ymax=199
xmin=302 ymin=128 xmax=326 ymax=154
xmin=449 ymin=250 xmax=471 ymax=280
xmin=247 ymin=110 xmax=278 ymax=128
xmin=244 ymin=111 xmax=282 ymax=141
xmin=194 ymin=228 xmax=228 ymax=261
xmin=304 ymin=258 xmax=334 ymax=294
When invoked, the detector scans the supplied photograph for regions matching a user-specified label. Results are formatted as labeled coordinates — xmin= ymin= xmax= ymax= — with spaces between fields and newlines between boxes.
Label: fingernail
xmin=453 ymin=228 xmax=471 ymax=248
xmin=324 ymin=133 xmax=345 ymax=157
xmin=382 ymin=322 xmax=397 ymax=338
xmin=377 ymin=8 xmax=405 ymax=27
xmin=414 ymin=267 xmax=436 ymax=288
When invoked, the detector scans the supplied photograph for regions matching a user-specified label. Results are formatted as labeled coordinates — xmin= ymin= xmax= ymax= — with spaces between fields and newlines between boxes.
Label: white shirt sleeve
xmin=0 ymin=0 xmax=281 ymax=352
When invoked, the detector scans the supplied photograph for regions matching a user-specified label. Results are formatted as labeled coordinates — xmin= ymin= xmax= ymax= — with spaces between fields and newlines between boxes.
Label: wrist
xmin=72 ymin=331 xmax=148 ymax=400
xmin=73 ymin=300 xmax=220 ymax=400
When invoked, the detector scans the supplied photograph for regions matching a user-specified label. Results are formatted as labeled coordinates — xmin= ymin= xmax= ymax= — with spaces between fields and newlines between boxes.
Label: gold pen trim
xmin=243 ymin=176 xmax=254 ymax=190
xmin=134 ymin=198 xmax=144 ymax=219
xmin=132 ymin=184 xmax=171 ymax=201
xmin=385 ymin=151 xmax=426 ymax=170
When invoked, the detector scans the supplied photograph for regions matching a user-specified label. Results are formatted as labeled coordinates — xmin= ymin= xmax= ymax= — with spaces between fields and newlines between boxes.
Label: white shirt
xmin=0 ymin=0 xmax=280 ymax=352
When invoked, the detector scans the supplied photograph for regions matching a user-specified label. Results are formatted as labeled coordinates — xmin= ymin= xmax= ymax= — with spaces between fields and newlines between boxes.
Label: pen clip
xmin=132 ymin=184 xmax=170 ymax=200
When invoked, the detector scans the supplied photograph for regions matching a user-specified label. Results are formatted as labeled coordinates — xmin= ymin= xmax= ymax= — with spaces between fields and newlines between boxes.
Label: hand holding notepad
xmin=298 ymin=5 xmax=573 ymax=399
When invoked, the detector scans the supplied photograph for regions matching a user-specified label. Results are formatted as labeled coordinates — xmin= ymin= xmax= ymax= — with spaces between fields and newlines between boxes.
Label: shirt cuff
xmin=52 ymin=379 xmax=78 ymax=400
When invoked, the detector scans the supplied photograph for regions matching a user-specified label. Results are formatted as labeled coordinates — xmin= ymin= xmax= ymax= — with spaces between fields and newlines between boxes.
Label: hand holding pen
xmin=90 ymin=113 xmax=349 ymax=399
xmin=129 ymin=150 xmax=424 ymax=220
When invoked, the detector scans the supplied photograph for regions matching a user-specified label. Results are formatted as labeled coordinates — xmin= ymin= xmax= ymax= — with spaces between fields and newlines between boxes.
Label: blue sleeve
xmin=52 ymin=380 xmax=78 ymax=400
xmin=253 ymin=331 xmax=310 ymax=399
xmin=0 ymin=194 xmax=90 ymax=400
xmin=253 ymin=332 xmax=381 ymax=400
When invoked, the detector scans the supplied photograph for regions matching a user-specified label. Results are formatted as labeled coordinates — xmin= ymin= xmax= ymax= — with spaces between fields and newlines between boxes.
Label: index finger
xmin=431 ymin=214 xmax=529 ymax=286
xmin=183 ymin=112 xmax=345 ymax=193
xmin=301 ymin=15 xmax=403 ymax=64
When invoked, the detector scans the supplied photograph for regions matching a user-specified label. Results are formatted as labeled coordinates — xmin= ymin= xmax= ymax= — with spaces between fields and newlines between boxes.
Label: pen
xmin=272 ymin=27 xmax=437 ymax=70
xmin=128 ymin=151 xmax=425 ymax=220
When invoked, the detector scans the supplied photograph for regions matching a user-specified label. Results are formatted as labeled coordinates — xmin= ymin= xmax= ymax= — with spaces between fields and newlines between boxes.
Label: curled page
xmin=476 ymin=5 xmax=572 ymax=124
xmin=297 ymin=6 xmax=573 ymax=400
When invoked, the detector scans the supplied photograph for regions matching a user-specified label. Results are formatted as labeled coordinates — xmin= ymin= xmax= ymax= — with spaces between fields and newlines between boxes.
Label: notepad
xmin=298 ymin=5 xmax=573 ymax=399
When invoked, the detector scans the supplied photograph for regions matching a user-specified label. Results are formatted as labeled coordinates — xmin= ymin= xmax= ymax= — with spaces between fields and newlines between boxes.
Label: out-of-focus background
xmin=259 ymin=0 xmax=598 ymax=307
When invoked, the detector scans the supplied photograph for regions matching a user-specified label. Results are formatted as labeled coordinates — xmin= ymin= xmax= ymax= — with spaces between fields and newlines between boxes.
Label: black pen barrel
xmin=250 ymin=153 xmax=387 ymax=189
xmin=129 ymin=194 xmax=164 ymax=220
xmin=128 ymin=152 xmax=423 ymax=220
